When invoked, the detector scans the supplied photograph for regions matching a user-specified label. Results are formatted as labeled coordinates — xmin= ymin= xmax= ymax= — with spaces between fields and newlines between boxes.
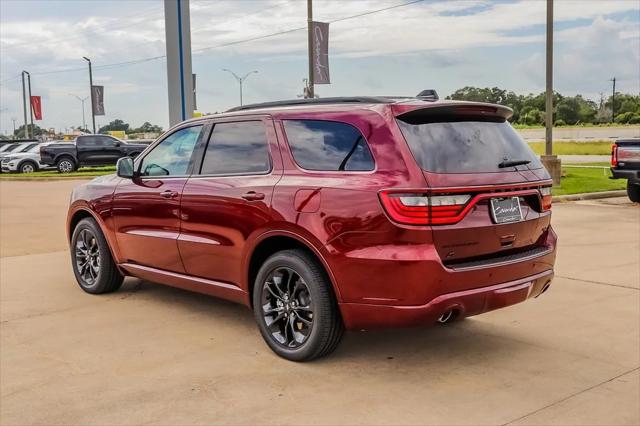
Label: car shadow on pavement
xmin=117 ymin=278 xmax=520 ymax=366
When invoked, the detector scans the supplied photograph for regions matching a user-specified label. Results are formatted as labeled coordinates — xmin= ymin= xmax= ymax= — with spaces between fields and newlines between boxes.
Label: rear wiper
xmin=498 ymin=159 xmax=531 ymax=168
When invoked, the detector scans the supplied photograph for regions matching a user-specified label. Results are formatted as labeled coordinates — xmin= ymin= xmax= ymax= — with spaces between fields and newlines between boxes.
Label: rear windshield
xmin=396 ymin=119 xmax=542 ymax=173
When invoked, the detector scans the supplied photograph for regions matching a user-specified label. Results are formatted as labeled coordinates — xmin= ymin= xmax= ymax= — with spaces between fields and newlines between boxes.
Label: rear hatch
xmin=389 ymin=102 xmax=552 ymax=265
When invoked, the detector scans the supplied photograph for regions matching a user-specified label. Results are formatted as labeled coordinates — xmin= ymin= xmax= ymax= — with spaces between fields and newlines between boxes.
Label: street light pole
xmin=222 ymin=69 xmax=258 ymax=106
xmin=11 ymin=118 xmax=17 ymax=136
xmin=25 ymin=71 xmax=34 ymax=134
xmin=21 ymin=71 xmax=29 ymax=139
xmin=83 ymin=57 xmax=97 ymax=134
xmin=541 ymin=0 xmax=561 ymax=186
xmin=307 ymin=0 xmax=314 ymax=99
xmin=69 ymin=94 xmax=88 ymax=131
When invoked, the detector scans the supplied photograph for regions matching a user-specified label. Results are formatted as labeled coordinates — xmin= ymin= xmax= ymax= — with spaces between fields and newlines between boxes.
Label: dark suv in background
xmin=66 ymin=96 xmax=556 ymax=361
xmin=40 ymin=134 xmax=147 ymax=173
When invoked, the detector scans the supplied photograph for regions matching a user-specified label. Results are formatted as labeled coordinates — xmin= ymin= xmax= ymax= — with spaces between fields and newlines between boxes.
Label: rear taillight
xmin=379 ymin=192 xmax=471 ymax=225
xmin=611 ymin=144 xmax=618 ymax=167
xmin=539 ymin=186 xmax=552 ymax=211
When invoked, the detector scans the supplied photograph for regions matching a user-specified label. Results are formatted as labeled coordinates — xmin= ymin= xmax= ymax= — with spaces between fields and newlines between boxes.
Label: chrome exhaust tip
xmin=437 ymin=309 xmax=455 ymax=324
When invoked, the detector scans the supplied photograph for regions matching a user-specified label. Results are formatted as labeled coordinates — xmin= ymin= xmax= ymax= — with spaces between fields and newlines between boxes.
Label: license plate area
xmin=490 ymin=197 xmax=523 ymax=224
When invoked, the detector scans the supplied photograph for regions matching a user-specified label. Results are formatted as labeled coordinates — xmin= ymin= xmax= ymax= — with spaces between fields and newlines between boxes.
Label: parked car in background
xmin=40 ymin=135 xmax=147 ymax=173
xmin=1 ymin=142 xmax=56 ymax=173
xmin=611 ymin=138 xmax=640 ymax=202
xmin=67 ymin=96 xmax=556 ymax=361
xmin=0 ymin=142 xmax=39 ymax=159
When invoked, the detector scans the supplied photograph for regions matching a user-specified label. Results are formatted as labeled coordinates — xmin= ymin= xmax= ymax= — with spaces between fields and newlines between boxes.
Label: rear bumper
xmin=611 ymin=168 xmax=639 ymax=181
xmin=340 ymin=269 xmax=553 ymax=330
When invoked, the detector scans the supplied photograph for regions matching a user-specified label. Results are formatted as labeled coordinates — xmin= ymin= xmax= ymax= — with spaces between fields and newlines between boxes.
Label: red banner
xmin=30 ymin=96 xmax=42 ymax=120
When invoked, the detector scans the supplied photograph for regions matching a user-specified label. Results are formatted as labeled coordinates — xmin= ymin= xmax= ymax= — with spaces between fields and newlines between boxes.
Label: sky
xmin=0 ymin=0 xmax=638 ymax=134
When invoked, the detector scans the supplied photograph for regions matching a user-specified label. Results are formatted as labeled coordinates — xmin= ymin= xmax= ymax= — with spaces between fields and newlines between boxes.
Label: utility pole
xmin=25 ymin=71 xmax=34 ymax=134
xmin=541 ymin=0 xmax=561 ymax=185
xmin=83 ymin=57 xmax=97 ymax=134
xmin=69 ymin=94 xmax=88 ymax=131
xmin=21 ymin=71 xmax=29 ymax=139
xmin=11 ymin=118 xmax=16 ymax=136
xmin=610 ymin=77 xmax=616 ymax=123
xmin=306 ymin=0 xmax=314 ymax=99
xmin=222 ymin=69 xmax=258 ymax=106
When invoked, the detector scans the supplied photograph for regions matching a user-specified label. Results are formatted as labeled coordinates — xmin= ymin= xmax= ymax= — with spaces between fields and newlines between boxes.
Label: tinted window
xmin=97 ymin=137 xmax=118 ymax=147
xmin=18 ymin=143 xmax=38 ymax=152
xmin=396 ymin=119 xmax=543 ymax=173
xmin=139 ymin=126 xmax=202 ymax=176
xmin=200 ymin=121 xmax=270 ymax=175
xmin=77 ymin=137 xmax=98 ymax=147
xmin=283 ymin=120 xmax=374 ymax=171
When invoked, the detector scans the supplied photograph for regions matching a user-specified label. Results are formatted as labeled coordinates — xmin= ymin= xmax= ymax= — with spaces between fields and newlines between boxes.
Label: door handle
xmin=160 ymin=190 xmax=178 ymax=199
xmin=241 ymin=191 xmax=265 ymax=201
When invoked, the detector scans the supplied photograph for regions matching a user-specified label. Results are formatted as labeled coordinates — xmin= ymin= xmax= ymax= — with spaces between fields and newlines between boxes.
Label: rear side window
xmin=283 ymin=120 xmax=374 ymax=171
xmin=396 ymin=118 xmax=542 ymax=173
xmin=200 ymin=121 xmax=270 ymax=175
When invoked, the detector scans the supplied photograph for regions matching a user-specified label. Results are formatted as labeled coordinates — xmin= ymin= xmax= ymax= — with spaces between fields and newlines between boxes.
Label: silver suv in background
xmin=1 ymin=143 xmax=56 ymax=173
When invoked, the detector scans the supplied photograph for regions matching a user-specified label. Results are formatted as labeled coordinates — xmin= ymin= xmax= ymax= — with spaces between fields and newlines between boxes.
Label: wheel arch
xmin=245 ymin=232 xmax=342 ymax=309
xmin=67 ymin=206 xmax=123 ymax=265
xmin=18 ymin=159 xmax=38 ymax=172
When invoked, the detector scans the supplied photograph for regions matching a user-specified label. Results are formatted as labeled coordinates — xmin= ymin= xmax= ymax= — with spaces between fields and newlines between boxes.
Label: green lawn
xmin=554 ymin=162 xmax=625 ymax=196
xmin=0 ymin=166 xmax=115 ymax=179
xmin=528 ymin=141 xmax=612 ymax=155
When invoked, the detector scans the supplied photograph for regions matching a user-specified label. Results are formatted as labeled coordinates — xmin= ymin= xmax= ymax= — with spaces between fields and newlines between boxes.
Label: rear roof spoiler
xmin=394 ymin=102 xmax=513 ymax=123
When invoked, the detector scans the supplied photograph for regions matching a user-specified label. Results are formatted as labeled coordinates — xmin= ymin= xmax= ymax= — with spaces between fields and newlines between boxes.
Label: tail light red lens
xmin=539 ymin=186 xmax=552 ymax=211
xmin=611 ymin=144 xmax=618 ymax=167
xmin=379 ymin=192 xmax=471 ymax=225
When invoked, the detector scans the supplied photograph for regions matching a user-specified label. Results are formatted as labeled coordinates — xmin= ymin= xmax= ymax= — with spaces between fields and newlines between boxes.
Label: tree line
xmin=446 ymin=87 xmax=640 ymax=126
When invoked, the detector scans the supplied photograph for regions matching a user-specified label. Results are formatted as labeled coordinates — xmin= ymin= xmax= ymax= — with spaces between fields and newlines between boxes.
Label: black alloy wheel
xmin=74 ymin=228 xmax=101 ymax=286
xmin=253 ymin=249 xmax=344 ymax=361
xmin=71 ymin=217 xmax=123 ymax=294
xmin=261 ymin=267 xmax=314 ymax=348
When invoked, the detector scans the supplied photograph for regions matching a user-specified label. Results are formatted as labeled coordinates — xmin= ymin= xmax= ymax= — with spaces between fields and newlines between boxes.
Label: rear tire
xmin=253 ymin=249 xmax=344 ymax=362
xmin=627 ymin=180 xmax=640 ymax=203
xmin=71 ymin=217 xmax=123 ymax=294
xmin=57 ymin=157 xmax=76 ymax=173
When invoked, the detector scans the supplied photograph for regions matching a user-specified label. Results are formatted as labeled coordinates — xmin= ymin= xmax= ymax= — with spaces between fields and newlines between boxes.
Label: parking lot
xmin=1 ymin=180 xmax=638 ymax=425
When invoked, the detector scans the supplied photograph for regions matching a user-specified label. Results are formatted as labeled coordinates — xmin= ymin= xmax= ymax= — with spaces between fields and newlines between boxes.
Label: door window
xmin=199 ymin=121 xmax=270 ymax=175
xmin=139 ymin=125 xmax=202 ymax=176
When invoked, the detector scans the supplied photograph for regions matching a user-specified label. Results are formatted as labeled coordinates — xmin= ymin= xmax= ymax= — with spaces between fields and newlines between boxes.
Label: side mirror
xmin=113 ymin=141 xmax=121 ymax=147
xmin=116 ymin=156 xmax=135 ymax=179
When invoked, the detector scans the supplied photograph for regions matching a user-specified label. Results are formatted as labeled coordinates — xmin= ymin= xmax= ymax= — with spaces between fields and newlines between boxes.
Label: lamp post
xmin=69 ymin=94 xmax=89 ymax=131
xmin=21 ymin=71 xmax=29 ymax=139
xmin=24 ymin=71 xmax=34 ymax=135
xmin=222 ymin=69 xmax=258 ymax=106
xmin=82 ymin=57 xmax=97 ymax=134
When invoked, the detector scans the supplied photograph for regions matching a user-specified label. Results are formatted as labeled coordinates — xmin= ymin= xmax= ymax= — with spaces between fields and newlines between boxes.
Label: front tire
xmin=253 ymin=249 xmax=344 ymax=362
xmin=19 ymin=161 xmax=38 ymax=173
xmin=627 ymin=180 xmax=640 ymax=203
xmin=71 ymin=218 xmax=123 ymax=294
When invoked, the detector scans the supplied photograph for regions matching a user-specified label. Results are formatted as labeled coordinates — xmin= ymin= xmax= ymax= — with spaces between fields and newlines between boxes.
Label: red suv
xmin=67 ymin=96 xmax=556 ymax=361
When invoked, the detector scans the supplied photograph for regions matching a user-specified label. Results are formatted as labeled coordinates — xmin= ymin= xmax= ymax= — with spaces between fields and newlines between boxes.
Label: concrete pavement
xmin=1 ymin=180 xmax=638 ymax=425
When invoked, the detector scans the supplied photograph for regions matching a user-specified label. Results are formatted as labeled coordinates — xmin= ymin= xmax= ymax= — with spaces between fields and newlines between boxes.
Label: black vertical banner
xmin=92 ymin=85 xmax=105 ymax=115
xmin=311 ymin=21 xmax=330 ymax=84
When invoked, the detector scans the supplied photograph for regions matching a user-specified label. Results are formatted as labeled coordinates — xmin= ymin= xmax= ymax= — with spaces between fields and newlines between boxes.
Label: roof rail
xmin=225 ymin=96 xmax=398 ymax=112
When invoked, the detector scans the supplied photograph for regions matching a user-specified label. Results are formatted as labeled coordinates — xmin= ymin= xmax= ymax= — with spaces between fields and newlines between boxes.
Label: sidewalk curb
xmin=554 ymin=190 xmax=627 ymax=202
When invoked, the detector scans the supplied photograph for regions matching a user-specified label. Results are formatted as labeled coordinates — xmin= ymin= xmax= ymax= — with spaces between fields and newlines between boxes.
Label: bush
xmin=554 ymin=119 xmax=566 ymax=126
xmin=628 ymin=114 xmax=640 ymax=124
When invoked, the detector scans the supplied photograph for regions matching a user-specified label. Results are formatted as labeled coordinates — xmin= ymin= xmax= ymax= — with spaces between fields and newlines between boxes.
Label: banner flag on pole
xmin=311 ymin=21 xmax=330 ymax=84
xmin=92 ymin=85 xmax=105 ymax=115
xmin=30 ymin=96 xmax=42 ymax=120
